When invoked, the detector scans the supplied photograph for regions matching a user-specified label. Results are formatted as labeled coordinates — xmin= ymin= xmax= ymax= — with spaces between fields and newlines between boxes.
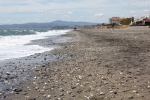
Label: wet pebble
xmin=6 ymin=72 xmax=11 ymax=75
xmin=13 ymin=87 xmax=22 ymax=92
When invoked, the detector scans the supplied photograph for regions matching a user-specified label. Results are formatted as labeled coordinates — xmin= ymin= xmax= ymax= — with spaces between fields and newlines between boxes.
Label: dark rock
xmin=6 ymin=72 xmax=10 ymax=75
xmin=13 ymin=87 xmax=22 ymax=92
xmin=27 ymin=98 xmax=36 ymax=100
xmin=113 ymin=91 xmax=117 ymax=94
xmin=71 ymin=86 xmax=76 ymax=89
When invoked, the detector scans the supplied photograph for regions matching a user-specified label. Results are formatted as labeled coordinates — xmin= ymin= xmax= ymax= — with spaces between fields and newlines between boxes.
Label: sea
xmin=0 ymin=29 xmax=71 ymax=98
xmin=0 ymin=29 xmax=70 ymax=61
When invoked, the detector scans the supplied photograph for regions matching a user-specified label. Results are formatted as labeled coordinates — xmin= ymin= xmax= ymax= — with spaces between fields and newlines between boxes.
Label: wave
xmin=0 ymin=29 xmax=70 ymax=61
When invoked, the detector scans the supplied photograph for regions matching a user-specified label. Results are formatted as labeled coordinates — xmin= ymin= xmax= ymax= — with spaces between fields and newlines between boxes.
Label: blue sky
xmin=0 ymin=0 xmax=150 ymax=24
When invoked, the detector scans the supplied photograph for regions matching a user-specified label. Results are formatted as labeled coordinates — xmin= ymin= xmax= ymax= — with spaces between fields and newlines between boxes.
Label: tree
xmin=120 ymin=17 xmax=133 ymax=25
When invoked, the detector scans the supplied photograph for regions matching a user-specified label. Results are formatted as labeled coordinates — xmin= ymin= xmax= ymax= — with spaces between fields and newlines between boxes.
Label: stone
xmin=110 ymin=91 xmax=117 ymax=94
xmin=100 ymin=92 xmax=104 ymax=95
xmin=27 ymin=97 xmax=36 ymax=100
xmin=34 ymin=87 xmax=39 ymax=90
xmin=46 ymin=95 xmax=51 ymax=98
xmin=22 ymin=92 xmax=28 ymax=95
xmin=60 ymin=93 xmax=64 ymax=96
xmin=71 ymin=86 xmax=76 ymax=89
xmin=133 ymin=90 xmax=138 ymax=93
xmin=13 ymin=87 xmax=22 ymax=92
xmin=128 ymin=96 xmax=134 ymax=99
xmin=6 ymin=72 xmax=10 ymax=75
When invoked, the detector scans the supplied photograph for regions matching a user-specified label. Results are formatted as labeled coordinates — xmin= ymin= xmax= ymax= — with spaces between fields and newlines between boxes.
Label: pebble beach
xmin=4 ymin=26 xmax=150 ymax=100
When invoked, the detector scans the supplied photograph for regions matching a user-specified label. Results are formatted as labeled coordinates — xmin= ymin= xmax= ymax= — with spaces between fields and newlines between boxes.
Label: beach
xmin=4 ymin=26 xmax=150 ymax=100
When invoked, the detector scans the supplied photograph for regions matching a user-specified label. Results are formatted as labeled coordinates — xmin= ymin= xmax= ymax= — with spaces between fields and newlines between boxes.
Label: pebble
xmin=133 ymin=90 xmax=138 ymax=93
xmin=60 ymin=93 xmax=64 ymax=96
xmin=78 ymin=75 xmax=82 ymax=80
xmin=6 ymin=72 xmax=11 ymax=75
xmin=34 ymin=87 xmax=39 ymax=90
xmin=27 ymin=97 xmax=36 ymax=100
xmin=22 ymin=92 xmax=28 ymax=95
xmin=71 ymin=86 xmax=76 ymax=89
xmin=46 ymin=95 xmax=51 ymax=98
xmin=13 ymin=87 xmax=22 ymax=92
xmin=100 ymin=92 xmax=104 ymax=95
xmin=128 ymin=96 xmax=134 ymax=99
xmin=43 ymin=94 xmax=47 ymax=97
xmin=110 ymin=91 xmax=117 ymax=94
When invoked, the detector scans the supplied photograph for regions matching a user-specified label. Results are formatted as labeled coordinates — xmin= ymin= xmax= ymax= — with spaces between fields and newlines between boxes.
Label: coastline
xmin=0 ymin=31 xmax=71 ymax=99
xmin=4 ymin=27 xmax=150 ymax=100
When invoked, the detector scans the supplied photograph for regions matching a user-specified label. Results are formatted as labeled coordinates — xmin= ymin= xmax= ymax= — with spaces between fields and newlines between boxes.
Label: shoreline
xmin=0 ymin=31 xmax=71 ymax=99
xmin=4 ymin=27 xmax=150 ymax=100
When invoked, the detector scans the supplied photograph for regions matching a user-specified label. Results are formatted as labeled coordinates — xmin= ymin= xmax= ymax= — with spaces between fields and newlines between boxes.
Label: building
xmin=134 ymin=15 xmax=150 ymax=25
xmin=109 ymin=17 xmax=125 ymax=25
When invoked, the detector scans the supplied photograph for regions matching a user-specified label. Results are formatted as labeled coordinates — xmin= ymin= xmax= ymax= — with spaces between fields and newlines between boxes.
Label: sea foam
xmin=0 ymin=30 xmax=70 ymax=61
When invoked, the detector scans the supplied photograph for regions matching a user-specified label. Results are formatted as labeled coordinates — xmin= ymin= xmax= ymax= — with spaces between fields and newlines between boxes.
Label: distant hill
xmin=0 ymin=20 xmax=98 ymax=29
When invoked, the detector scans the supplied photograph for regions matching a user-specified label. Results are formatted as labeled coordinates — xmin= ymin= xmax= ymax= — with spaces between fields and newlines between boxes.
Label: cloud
xmin=94 ymin=13 xmax=104 ymax=17
xmin=62 ymin=15 xmax=70 ymax=18
xmin=144 ymin=10 xmax=149 ymax=12
xmin=7 ymin=20 xmax=11 ymax=22
xmin=33 ymin=18 xmax=40 ymax=22
xmin=130 ymin=11 xmax=135 ymax=13
xmin=68 ymin=12 xmax=72 ymax=14
xmin=51 ymin=10 xmax=61 ymax=15
xmin=1 ymin=0 xmax=150 ymax=24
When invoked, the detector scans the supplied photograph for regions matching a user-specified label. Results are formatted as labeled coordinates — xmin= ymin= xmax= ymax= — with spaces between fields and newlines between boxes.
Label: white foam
xmin=0 ymin=30 xmax=70 ymax=61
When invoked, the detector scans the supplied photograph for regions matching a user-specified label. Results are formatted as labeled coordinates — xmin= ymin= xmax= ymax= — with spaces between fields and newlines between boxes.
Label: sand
xmin=4 ymin=26 xmax=150 ymax=100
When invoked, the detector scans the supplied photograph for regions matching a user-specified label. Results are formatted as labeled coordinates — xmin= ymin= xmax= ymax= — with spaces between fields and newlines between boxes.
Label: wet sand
xmin=4 ymin=26 xmax=150 ymax=100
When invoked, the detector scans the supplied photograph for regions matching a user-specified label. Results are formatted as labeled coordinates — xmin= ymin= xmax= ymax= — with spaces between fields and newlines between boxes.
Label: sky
xmin=0 ymin=0 xmax=150 ymax=24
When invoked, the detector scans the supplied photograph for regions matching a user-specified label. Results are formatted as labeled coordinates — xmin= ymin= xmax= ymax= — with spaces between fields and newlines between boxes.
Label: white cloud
xmin=94 ymin=13 xmax=104 ymax=17
xmin=62 ymin=15 xmax=70 ymax=18
xmin=52 ymin=10 xmax=61 ymax=15
xmin=144 ymin=10 xmax=149 ymax=12
xmin=68 ymin=12 xmax=72 ymax=14
xmin=7 ymin=20 xmax=11 ymax=22
xmin=130 ymin=11 xmax=135 ymax=13
xmin=33 ymin=18 xmax=40 ymax=22
xmin=0 ymin=0 xmax=150 ymax=24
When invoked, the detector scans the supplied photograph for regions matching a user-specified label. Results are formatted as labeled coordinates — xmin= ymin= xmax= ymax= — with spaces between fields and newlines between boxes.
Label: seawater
xmin=0 ymin=29 xmax=70 ymax=61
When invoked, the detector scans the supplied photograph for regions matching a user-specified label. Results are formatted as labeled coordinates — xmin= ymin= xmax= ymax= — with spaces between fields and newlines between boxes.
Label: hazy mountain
xmin=0 ymin=20 xmax=98 ymax=29
xmin=50 ymin=20 xmax=98 ymax=26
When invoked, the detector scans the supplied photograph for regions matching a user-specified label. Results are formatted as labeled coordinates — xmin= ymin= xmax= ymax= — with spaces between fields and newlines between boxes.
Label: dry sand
xmin=4 ymin=26 xmax=150 ymax=100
